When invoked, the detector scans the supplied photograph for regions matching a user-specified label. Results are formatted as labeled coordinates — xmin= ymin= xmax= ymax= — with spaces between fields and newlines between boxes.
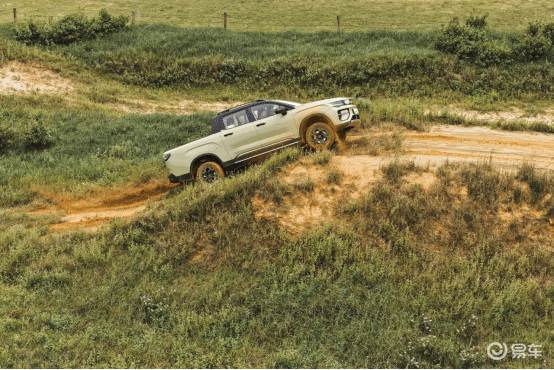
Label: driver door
xmin=248 ymin=103 xmax=297 ymax=147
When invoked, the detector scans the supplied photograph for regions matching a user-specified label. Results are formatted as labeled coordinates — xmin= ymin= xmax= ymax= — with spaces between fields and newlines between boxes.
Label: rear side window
xmin=250 ymin=103 xmax=281 ymax=121
xmin=222 ymin=109 xmax=250 ymax=129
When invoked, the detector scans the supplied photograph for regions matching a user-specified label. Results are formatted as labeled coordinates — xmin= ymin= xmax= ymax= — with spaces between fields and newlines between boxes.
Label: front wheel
xmin=197 ymin=162 xmax=225 ymax=183
xmin=306 ymin=122 xmax=335 ymax=151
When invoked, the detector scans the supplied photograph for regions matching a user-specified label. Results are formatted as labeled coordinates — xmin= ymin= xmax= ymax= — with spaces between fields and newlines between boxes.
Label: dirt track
xmin=403 ymin=125 xmax=554 ymax=172
xmin=30 ymin=182 xmax=180 ymax=231
xmin=28 ymin=124 xmax=554 ymax=232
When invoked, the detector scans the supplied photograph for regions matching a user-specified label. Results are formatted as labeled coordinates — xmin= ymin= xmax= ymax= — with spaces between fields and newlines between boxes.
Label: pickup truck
xmin=163 ymin=98 xmax=360 ymax=183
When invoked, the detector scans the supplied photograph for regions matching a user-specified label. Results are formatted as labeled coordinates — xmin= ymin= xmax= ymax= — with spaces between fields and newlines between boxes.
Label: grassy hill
xmin=1 ymin=7 xmax=554 ymax=368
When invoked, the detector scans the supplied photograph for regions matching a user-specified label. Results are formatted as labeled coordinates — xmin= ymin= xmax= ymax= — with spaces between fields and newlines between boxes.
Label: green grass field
xmin=2 ymin=0 xmax=554 ymax=31
xmin=1 ymin=4 xmax=554 ymax=368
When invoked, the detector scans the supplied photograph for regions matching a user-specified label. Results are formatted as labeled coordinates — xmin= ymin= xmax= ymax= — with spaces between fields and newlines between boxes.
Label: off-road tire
xmin=197 ymin=162 xmax=225 ymax=183
xmin=306 ymin=122 xmax=335 ymax=151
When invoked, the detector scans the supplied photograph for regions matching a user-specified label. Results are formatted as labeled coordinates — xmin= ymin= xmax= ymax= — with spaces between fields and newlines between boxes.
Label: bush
xmin=12 ymin=9 xmax=128 ymax=46
xmin=22 ymin=121 xmax=53 ymax=150
xmin=435 ymin=16 xmax=510 ymax=67
xmin=512 ymin=22 xmax=553 ymax=62
xmin=465 ymin=14 xmax=488 ymax=29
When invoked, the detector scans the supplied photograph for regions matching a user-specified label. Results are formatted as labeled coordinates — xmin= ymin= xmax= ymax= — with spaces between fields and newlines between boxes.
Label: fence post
xmin=131 ymin=10 xmax=135 ymax=25
xmin=224 ymin=11 xmax=227 ymax=30
xmin=337 ymin=15 xmax=340 ymax=31
xmin=13 ymin=8 xmax=17 ymax=22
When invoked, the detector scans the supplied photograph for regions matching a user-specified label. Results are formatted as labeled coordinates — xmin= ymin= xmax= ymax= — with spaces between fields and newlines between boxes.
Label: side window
xmin=250 ymin=103 xmax=281 ymax=121
xmin=223 ymin=109 xmax=250 ymax=129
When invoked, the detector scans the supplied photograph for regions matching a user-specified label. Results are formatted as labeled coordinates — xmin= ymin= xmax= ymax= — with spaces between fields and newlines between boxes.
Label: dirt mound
xmin=252 ymin=155 xmax=435 ymax=235
xmin=29 ymin=182 xmax=180 ymax=231
xmin=0 ymin=61 xmax=74 ymax=95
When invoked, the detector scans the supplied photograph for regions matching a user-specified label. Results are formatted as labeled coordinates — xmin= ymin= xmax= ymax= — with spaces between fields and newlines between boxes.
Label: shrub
xmin=512 ymin=22 xmax=553 ymax=62
xmin=22 ymin=121 xmax=52 ymax=150
xmin=435 ymin=16 xmax=511 ymax=67
xmin=12 ymin=9 xmax=128 ymax=46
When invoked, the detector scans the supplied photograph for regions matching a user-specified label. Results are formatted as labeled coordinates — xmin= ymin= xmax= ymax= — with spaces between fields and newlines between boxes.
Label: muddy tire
xmin=306 ymin=122 xmax=335 ymax=151
xmin=197 ymin=162 xmax=225 ymax=183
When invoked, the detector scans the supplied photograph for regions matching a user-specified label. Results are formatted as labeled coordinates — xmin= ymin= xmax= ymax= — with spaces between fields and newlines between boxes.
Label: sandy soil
xmin=444 ymin=106 xmax=554 ymax=125
xmin=251 ymin=125 xmax=554 ymax=234
xmin=29 ymin=182 xmax=180 ymax=231
xmin=0 ymin=61 xmax=74 ymax=95
xmin=112 ymin=98 xmax=245 ymax=115
xmin=403 ymin=125 xmax=554 ymax=172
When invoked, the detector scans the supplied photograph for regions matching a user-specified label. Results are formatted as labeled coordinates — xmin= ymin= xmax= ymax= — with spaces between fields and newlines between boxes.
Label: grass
xmin=2 ymin=0 xmax=554 ymax=31
xmin=0 ymin=100 xmax=212 ymax=206
xmin=1 ymin=5 xmax=554 ymax=366
xmin=1 ymin=152 xmax=554 ymax=367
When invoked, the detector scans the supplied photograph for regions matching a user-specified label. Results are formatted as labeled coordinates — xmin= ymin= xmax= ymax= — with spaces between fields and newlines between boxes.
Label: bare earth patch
xmin=252 ymin=155 xmax=384 ymax=235
xmin=446 ymin=106 xmax=554 ymax=125
xmin=111 ymin=98 xmax=245 ymax=115
xmin=28 ymin=181 xmax=180 ymax=231
xmin=404 ymin=125 xmax=554 ymax=172
xmin=0 ymin=61 xmax=74 ymax=95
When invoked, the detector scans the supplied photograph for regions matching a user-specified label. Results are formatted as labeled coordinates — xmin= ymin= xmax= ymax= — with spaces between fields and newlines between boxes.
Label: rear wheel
xmin=197 ymin=162 xmax=225 ymax=183
xmin=306 ymin=122 xmax=335 ymax=151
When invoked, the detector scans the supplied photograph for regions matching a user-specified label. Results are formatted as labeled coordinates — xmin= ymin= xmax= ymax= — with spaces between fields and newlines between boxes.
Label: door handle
xmin=224 ymin=132 xmax=233 ymax=137
xmin=256 ymin=122 xmax=266 ymax=127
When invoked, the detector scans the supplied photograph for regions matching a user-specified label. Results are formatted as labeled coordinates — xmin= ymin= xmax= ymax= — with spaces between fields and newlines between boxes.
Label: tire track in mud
xmin=29 ymin=182 xmax=180 ymax=231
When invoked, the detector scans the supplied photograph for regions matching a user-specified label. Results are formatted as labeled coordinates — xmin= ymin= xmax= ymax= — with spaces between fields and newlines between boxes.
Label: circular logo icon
xmin=487 ymin=342 xmax=508 ymax=360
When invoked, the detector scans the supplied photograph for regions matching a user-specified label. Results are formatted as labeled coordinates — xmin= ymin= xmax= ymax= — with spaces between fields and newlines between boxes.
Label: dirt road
xmin=403 ymin=125 xmax=554 ymax=172
xmin=30 ymin=124 xmax=554 ymax=232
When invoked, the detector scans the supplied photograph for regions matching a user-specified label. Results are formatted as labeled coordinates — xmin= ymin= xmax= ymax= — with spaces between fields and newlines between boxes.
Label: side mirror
xmin=275 ymin=106 xmax=287 ymax=115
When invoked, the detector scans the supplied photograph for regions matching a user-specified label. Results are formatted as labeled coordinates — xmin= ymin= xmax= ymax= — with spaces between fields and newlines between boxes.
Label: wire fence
xmin=2 ymin=6 xmax=551 ymax=32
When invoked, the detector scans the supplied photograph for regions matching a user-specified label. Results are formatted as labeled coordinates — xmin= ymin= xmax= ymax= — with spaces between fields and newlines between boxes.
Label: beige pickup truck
xmin=163 ymin=98 xmax=360 ymax=183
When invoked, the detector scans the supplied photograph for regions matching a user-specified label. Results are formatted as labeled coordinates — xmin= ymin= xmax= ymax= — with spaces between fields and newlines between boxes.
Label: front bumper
xmin=335 ymin=115 xmax=361 ymax=132
xmin=169 ymin=173 xmax=193 ymax=183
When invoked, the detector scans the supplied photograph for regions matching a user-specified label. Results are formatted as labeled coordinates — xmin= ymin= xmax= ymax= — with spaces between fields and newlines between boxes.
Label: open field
xmin=2 ymin=8 xmax=554 ymax=368
xmin=2 ymin=0 xmax=554 ymax=31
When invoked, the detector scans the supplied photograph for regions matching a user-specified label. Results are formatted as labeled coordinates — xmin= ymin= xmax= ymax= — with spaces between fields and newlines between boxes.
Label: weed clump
xmin=327 ymin=168 xmax=342 ymax=185
xmin=516 ymin=162 xmax=551 ymax=204
xmin=380 ymin=159 xmax=416 ymax=183
xmin=313 ymin=150 xmax=332 ymax=165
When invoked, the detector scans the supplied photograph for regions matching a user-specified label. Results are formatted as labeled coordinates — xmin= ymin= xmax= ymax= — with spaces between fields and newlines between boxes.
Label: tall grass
xmin=1 ymin=155 xmax=553 ymax=367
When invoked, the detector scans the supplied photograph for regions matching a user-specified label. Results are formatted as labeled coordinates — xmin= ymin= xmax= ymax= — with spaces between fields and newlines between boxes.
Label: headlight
xmin=163 ymin=153 xmax=171 ymax=161
xmin=329 ymin=98 xmax=353 ymax=107
xmin=338 ymin=109 xmax=350 ymax=121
